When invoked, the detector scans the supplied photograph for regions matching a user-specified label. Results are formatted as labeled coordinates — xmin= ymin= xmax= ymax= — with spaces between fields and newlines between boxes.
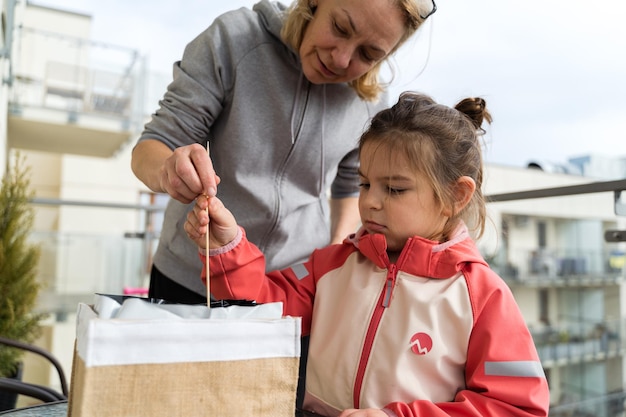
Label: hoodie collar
xmin=254 ymin=0 xmax=287 ymax=38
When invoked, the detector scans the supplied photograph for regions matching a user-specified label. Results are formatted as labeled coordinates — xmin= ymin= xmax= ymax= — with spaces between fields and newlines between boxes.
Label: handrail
xmin=29 ymin=197 xmax=166 ymax=212
xmin=30 ymin=180 xmax=626 ymax=210
xmin=486 ymin=178 xmax=626 ymax=202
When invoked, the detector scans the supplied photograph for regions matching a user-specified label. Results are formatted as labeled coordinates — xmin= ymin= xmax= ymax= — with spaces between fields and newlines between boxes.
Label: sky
xmin=32 ymin=0 xmax=626 ymax=169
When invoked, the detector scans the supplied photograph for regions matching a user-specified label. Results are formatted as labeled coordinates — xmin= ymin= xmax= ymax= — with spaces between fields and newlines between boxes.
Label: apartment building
xmin=1 ymin=0 xmax=156 ymax=401
xmin=2 ymin=1 xmax=626 ymax=415
xmin=1 ymin=1 xmax=164 ymax=292
xmin=482 ymin=163 xmax=626 ymax=416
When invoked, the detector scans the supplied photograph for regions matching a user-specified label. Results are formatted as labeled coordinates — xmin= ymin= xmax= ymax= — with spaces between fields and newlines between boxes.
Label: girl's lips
xmin=364 ymin=221 xmax=386 ymax=233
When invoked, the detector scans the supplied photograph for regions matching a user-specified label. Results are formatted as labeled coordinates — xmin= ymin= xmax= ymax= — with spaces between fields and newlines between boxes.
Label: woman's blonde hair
xmin=280 ymin=0 xmax=426 ymax=101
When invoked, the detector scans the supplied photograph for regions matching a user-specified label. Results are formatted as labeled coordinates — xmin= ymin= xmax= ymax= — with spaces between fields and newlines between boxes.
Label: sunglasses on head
xmin=420 ymin=0 xmax=437 ymax=20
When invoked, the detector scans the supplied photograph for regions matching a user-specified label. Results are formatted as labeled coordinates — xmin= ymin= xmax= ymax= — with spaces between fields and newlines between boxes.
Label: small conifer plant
xmin=0 ymin=153 xmax=45 ymax=377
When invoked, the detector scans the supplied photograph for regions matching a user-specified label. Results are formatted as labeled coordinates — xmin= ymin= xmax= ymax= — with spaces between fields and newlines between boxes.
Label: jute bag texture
xmin=68 ymin=300 xmax=301 ymax=417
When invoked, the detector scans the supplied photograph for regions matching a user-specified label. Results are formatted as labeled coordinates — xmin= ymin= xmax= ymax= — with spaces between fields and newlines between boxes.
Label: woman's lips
xmin=318 ymin=56 xmax=337 ymax=78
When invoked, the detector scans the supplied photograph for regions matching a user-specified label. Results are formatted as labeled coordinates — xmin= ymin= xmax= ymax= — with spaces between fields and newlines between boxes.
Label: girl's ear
xmin=443 ymin=176 xmax=476 ymax=217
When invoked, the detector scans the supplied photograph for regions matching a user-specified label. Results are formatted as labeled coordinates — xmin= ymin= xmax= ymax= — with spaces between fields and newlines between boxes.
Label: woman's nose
xmin=331 ymin=43 xmax=352 ymax=69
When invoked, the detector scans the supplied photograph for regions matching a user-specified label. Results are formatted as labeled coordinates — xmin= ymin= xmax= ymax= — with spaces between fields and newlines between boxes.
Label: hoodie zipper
xmin=353 ymin=264 xmax=398 ymax=408
xmin=258 ymin=80 xmax=310 ymax=252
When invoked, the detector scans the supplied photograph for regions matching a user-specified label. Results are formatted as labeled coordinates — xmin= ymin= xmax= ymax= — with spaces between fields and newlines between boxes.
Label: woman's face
xmin=299 ymin=0 xmax=405 ymax=85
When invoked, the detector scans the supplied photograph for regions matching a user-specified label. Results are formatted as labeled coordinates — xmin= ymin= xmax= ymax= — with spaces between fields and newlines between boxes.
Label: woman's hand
xmin=185 ymin=195 xmax=238 ymax=249
xmin=156 ymin=143 xmax=220 ymax=203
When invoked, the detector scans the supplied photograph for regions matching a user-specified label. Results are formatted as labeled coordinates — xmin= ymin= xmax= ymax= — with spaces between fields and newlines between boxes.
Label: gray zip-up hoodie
xmin=139 ymin=0 xmax=387 ymax=295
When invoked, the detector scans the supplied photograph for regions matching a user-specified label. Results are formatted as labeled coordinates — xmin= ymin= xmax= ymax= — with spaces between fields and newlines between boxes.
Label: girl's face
xmin=358 ymin=142 xmax=449 ymax=253
xmin=299 ymin=0 xmax=405 ymax=85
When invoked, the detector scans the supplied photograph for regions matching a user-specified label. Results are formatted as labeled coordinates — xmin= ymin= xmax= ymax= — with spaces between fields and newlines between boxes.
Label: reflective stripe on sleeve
xmin=291 ymin=263 xmax=309 ymax=280
xmin=484 ymin=361 xmax=545 ymax=378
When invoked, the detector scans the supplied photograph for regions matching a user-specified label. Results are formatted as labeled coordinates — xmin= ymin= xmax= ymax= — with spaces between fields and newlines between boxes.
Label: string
xmin=206 ymin=200 xmax=210 ymax=308
xmin=205 ymin=141 xmax=211 ymax=308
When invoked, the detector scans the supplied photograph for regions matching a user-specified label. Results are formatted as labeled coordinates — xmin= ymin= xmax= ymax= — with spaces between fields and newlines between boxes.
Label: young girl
xmin=185 ymin=92 xmax=550 ymax=417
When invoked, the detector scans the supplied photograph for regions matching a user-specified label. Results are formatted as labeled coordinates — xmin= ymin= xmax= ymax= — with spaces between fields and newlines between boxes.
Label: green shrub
xmin=0 ymin=153 xmax=45 ymax=377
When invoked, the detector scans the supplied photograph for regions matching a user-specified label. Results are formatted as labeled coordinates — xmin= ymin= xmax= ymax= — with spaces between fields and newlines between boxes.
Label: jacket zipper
xmin=353 ymin=264 xmax=397 ymax=408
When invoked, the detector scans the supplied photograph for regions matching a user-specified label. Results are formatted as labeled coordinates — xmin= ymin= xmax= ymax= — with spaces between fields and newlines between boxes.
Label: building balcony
xmin=7 ymin=28 xmax=146 ymax=158
xmin=497 ymin=247 xmax=624 ymax=288
xmin=28 ymin=197 xmax=165 ymax=320
xmin=532 ymin=319 xmax=624 ymax=367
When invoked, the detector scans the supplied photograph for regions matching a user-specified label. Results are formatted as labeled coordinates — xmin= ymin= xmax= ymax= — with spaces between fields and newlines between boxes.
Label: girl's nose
xmin=363 ymin=189 xmax=383 ymax=210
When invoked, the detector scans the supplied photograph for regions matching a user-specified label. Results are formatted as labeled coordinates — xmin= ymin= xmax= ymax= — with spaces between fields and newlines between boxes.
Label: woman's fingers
xmin=161 ymin=144 xmax=219 ymax=203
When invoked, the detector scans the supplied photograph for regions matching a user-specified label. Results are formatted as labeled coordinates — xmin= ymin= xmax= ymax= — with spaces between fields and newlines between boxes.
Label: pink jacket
xmin=203 ymin=225 xmax=550 ymax=417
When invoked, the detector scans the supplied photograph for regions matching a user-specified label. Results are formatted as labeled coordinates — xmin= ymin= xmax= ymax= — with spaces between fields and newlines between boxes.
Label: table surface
xmin=0 ymin=401 xmax=67 ymax=416
xmin=0 ymin=401 xmax=323 ymax=416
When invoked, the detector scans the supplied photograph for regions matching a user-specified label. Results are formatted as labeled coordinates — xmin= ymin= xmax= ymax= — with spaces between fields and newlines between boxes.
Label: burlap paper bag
xmin=68 ymin=300 xmax=301 ymax=417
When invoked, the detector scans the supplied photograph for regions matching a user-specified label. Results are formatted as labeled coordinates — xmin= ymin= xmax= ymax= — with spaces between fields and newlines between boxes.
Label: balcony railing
xmin=549 ymin=390 xmax=626 ymax=417
xmin=496 ymin=246 xmax=624 ymax=286
xmin=10 ymin=27 xmax=143 ymax=123
xmin=29 ymin=197 xmax=165 ymax=320
xmin=532 ymin=318 xmax=624 ymax=365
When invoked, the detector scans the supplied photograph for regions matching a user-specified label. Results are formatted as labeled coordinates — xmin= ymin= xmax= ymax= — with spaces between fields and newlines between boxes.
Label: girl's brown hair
xmin=280 ymin=0 xmax=426 ymax=102
xmin=359 ymin=92 xmax=492 ymax=240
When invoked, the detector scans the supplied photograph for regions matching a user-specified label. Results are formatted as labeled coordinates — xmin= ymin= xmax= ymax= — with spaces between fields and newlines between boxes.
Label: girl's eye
xmin=387 ymin=187 xmax=405 ymax=195
xmin=358 ymin=182 xmax=370 ymax=190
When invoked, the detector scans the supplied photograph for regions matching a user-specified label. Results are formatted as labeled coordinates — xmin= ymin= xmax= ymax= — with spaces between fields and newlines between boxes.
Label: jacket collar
xmin=349 ymin=223 xmax=488 ymax=279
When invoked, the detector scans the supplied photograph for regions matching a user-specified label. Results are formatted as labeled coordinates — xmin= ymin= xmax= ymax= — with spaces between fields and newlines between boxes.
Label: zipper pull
xmin=382 ymin=264 xmax=397 ymax=308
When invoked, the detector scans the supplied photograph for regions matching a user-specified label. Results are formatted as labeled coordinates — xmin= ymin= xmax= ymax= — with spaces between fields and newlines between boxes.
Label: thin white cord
xmin=391 ymin=16 xmax=435 ymax=91
xmin=206 ymin=203 xmax=210 ymax=307
xmin=206 ymin=142 xmax=211 ymax=307
xmin=411 ymin=17 xmax=435 ymax=82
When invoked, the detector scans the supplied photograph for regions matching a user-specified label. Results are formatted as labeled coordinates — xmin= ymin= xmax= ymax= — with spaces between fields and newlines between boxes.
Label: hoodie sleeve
xmin=330 ymin=148 xmax=360 ymax=198
xmin=138 ymin=7 xmax=261 ymax=149
xmin=382 ymin=264 xmax=550 ymax=417
xmin=330 ymin=93 xmax=390 ymax=199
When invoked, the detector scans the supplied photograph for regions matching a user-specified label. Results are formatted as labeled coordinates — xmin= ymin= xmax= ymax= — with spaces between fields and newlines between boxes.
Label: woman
xmin=131 ymin=0 xmax=435 ymax=304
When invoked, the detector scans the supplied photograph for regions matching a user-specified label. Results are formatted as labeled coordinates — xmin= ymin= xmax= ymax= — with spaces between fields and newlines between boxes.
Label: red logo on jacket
xmin=410 ymin=333 xmax=433 ymax=355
